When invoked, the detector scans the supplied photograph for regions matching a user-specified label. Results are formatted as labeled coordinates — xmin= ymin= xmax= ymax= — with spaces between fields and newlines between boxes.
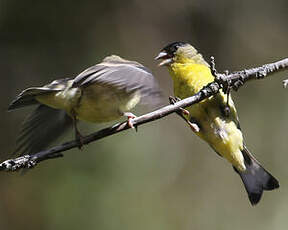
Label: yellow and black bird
xmin=155 ymin=41 xmax=279 ymax=205
xmin=9 ymin=55 xmax=161 ymax=155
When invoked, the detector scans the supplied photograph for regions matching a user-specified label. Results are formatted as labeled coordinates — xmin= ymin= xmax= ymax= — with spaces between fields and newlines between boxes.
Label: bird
xmin=9 ymin=55 xmax=162 ymax=155
xmin=155 ymin=41 xmax=279 ymax=205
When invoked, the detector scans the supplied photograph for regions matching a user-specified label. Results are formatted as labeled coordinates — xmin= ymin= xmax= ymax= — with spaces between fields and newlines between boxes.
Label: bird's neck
xmin=174 ymin=53 xmax=209 ymax=66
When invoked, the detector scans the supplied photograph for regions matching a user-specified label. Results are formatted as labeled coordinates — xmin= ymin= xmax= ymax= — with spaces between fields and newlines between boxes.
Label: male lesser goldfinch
xmin=9 ymin=55 xmax=161 ymax=155
xmin=155 ymin=42 xmax=279 ymax=205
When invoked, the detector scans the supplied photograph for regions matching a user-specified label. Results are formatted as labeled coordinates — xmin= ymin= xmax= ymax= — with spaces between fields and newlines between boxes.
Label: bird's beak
xmin=155 ymin=51 xmax=173 ymax=66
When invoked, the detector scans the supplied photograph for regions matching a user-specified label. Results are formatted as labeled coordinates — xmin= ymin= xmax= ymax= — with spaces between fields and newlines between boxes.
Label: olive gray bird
xmin=9 ymin=55 xmax=161 ymax=155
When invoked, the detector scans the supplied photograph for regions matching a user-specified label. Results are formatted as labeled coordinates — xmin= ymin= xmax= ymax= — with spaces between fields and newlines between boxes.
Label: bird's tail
xmin=8 ymin=78 xmax=74 ymax=156
xmin=233 ymin=146 xmax=279 ymax=205
xmin=8 ymin=87 xmax=61 ymax=110
xmin=8 ymin=78 xmax=71 ymax=111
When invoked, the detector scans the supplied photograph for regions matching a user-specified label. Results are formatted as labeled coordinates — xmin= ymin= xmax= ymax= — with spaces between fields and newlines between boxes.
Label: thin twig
xmin=1 ymin=57 xmax=288 ymax=171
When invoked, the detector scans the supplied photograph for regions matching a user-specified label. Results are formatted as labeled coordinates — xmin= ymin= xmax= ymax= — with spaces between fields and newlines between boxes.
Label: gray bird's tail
xmin=8 ymin=78 xmax=71 ymax=111
xmin=233 ymin=146 xmax=279 ymax=205
xmin=8 ymin=78 xmax=73 ymax=155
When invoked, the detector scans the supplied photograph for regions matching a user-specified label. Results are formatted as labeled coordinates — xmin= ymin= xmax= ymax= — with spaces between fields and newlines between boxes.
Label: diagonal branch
xmin=1 ymin=57 xmax=288 ymax=172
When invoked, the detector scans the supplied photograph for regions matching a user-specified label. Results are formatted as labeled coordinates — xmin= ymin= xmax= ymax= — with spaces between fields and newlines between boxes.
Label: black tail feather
xmin=234 ymin=147 xmax=279 ymax=205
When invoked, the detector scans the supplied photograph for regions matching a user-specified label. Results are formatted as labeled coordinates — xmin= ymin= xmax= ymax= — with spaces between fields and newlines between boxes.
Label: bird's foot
xmin=123 ymin=112 xmax=138 ymax=131
xmin=169 ymin=96 xmax=190 ymax=115
xmin=169 ymin=96 xmax=181 ymax=104
xmin=180 ymin=107 xmax=190 ymax=116
xmin=224 ymin=88 xmax=231 ymax=117
xmin=169 ymin=96 xmax=190 ymax=116
xmin=169 ymin=96 xmax=200 ymax=133
xmin=187 ymin=121 xmax=200 ymax=132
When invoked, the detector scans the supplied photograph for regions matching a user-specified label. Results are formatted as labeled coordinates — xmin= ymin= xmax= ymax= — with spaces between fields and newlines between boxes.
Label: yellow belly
xmin=191 ymin=98 xmax=245 ymax=171
xmin=170 ymin=63 xmax=245 ymax=171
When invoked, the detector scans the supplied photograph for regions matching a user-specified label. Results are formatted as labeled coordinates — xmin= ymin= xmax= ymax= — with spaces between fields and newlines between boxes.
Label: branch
xmin=212 ymin=57 xmax=288 ymax=93
xmin=1 ymin=57 xmax=288 ymax=172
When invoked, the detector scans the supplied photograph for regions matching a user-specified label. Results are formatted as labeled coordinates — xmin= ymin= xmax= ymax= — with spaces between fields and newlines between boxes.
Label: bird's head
xmin=155 ymin=41 xmax=208 ymax=67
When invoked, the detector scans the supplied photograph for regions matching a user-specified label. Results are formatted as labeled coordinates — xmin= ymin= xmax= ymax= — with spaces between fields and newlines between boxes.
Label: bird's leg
xmin=123 ymin=112 xmax=137 ymax=131
xmin=211 ymin=61 xmax=231 ymax=117
xmin=224 ymin=87 xmax=231 ymax=117
xmin=188 ymin=117 xmax=200 ymax=133
xmin=169 ymin=96 xmax=200 ymax=132
xmin=223 ymin=70 xmax=231 ymax=117
xmin=71 ymin=111 xmax=84 ymax=149
xmin=169 ymin=96 xmax=190 ymax=115
xmin=74 ymin=125 xmax=84 ymax=150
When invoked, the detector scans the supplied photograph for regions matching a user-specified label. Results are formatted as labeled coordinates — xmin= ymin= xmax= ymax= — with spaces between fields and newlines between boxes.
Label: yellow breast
xmin=169 ymin=62 xmax=245 ymax=171
xmin=169 ymin=63 xmax=214 ymax=98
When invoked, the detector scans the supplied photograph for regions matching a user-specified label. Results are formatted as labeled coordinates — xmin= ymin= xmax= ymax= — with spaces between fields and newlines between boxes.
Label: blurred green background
xmin=0 ymin=0 xmax=288 ymax=229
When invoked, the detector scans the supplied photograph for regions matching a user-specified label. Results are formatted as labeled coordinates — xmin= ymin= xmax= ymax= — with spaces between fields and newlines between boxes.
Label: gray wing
xmin=13 ymin=105 xmax=73 ymax=156
xmin=72 ymin=56 xmax=162 ymax=105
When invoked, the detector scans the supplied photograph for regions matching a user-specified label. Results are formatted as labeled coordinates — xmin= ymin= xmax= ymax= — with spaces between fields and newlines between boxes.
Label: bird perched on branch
xmin=9 ymin=55 xmax=161 ymax=155
xmin=155 ymin=41 xmax=279 ymax=205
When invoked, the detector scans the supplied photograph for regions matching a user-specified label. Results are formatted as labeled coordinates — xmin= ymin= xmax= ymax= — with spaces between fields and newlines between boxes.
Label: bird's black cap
xmin=161 ymin=41 xmax=189 ymax=55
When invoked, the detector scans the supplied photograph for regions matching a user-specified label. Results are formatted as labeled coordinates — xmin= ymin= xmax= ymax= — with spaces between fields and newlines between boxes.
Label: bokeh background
xmin=0 ymin=0 xmax=288 ymax=229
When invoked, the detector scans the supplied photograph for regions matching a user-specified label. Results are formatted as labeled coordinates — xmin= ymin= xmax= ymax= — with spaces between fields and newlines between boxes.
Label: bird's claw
xmin=169 ymin=96 xmax=190 ymax=116
xmin=127 ymin=116 xmax=135 ymax=129
xmin=123 ymin=112 xmax=138 ymax=131
xmin=179 ymin=108 xmax=190 ymax=116
xmin=188 ymin=122 xmax=200 ymax=132
xmin=169 ymin=96 xmax=200 ymax=132
xmin=169 ymin=96 xmax=181 ymax=104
